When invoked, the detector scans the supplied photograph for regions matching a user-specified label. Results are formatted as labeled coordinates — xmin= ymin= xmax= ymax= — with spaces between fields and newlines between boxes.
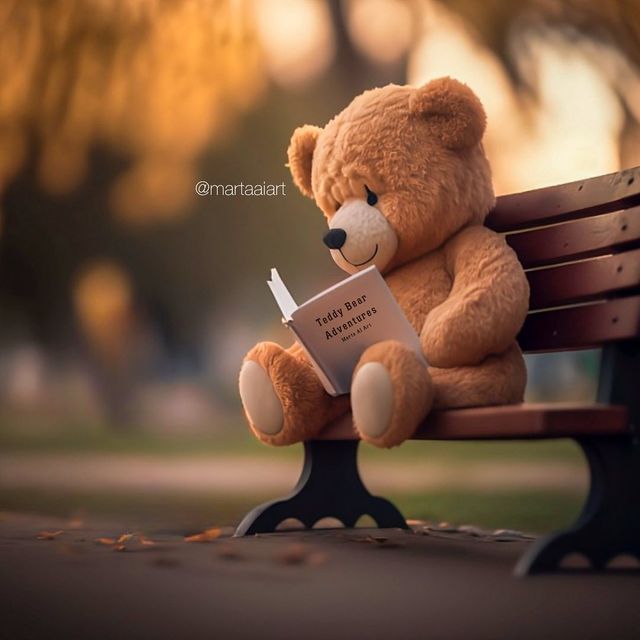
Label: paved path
xmin=0 ymin=452 xmax=587 ymax=494
xmin=1 ymin=512 xmax=639 ymax=640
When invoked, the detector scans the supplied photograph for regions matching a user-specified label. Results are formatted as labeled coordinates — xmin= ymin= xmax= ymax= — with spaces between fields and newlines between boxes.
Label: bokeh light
xmin=73 ymin=260 xmax=133 ymax=364
xmin=0 ymin=0 xmax=267 ymax=222
xmin=252 ymin=0 xmax=336 ymax=88
xmin=346 ymin=0 xmax=414 ymax=64
xmin=407 ymin=0 xmax=637 ymax=194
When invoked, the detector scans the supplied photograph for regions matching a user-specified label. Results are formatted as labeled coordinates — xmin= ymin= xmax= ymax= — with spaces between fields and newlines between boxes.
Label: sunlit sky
xmin=2 ymin=0 xmax=638 ymax=218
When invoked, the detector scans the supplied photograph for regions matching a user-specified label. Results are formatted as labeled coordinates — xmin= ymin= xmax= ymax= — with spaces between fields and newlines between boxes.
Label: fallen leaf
xmin=67 ymin=517 xmax=84 ymax=529
xmin=433 ymin=522 xmax=458 ymax=533
xmin=493 ymin=528 xmax=525 ymax=537
xmin=351 ymin=535 xmax=388 ymax=545
xmin=116 ymin=533 xmax=134 ymax=544
xmin=307 ymin=551 xmax=328 ymax=567
xmin=274 ymin=544 xmax=329 ymax=566
xmin=96 ymin=532 xmax=158 ymax=551
xmin=184 ymin=527 xmax=222 ymax=543
xmin=458 ymin=525 xmax=485 ymax=537
xmin=275 ymin=543 xmax=308 ymax=565
xmin=349 ymin=534 xmax=402 ymax=548
xmin=138 ymin=535 xmax=155 ymax=546
xmin=37 ymin=530 xmax=64 ymax=540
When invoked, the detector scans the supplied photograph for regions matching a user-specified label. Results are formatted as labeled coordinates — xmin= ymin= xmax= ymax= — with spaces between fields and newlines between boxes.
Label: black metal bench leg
xmin=515 ymin=436 xmax=640 ymax=575
xmin=234 ymin=440 xmax=408 ymax=536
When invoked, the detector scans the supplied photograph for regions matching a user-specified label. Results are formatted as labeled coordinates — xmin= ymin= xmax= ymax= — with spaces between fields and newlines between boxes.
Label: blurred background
xmin=1 ymin=0 xmax=638 ymax=535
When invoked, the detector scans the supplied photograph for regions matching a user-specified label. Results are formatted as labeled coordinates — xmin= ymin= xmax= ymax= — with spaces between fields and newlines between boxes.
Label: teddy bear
xmin=238 ymin=77 xmax=529 ymax=448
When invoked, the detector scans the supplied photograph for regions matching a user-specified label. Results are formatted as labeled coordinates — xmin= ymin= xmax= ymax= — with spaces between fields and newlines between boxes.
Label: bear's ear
xmin=287 ymin=125 xmax=322 ymax=198
xmin=409 ymin=77 xmax=486 ymax=150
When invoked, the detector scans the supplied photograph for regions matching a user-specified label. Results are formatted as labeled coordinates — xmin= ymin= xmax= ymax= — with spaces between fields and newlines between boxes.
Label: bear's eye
xmin=365 ymin=185 xmax=378 ymax=206
xmin=334 ymin=201 xmax=341 ymax=212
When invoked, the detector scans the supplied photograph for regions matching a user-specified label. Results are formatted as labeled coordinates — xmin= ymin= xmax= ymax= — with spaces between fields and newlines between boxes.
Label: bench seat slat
xmin=518 ymin=296 xmax=640 ymax=352
xmin=527 ymin=248 xmax=640 ymax=310
xmin=319 ymin=403 xmax=628 ymax=441
xmin=488 ymin=167 xmax=640 ymax=232
xmin=506 ymin=206 xmax=640 ymax=269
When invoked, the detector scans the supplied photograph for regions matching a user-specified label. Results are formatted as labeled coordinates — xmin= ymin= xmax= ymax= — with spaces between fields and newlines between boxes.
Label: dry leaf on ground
xmin=36 ymin=530 xmax=64 ymax=540
xmin=67 ymin=518 xmax=84 ymax=529
xmin=94 ymin=533 xmax=156 ymax=550
xmin=348 ymin=534 xmax=403 ymax=549
xmin=351 ymin=535 xmax=388 ymax=544
xmin=307 ymin=551 xmax=329 ymax=566
xmin=274 ymin=543 xmax=328 ymax=567
xmin=275 ymin=543 xmax=309 ymax=565
xmin=116 ymin=533 xmax=134 ymax=544
xmin=184 ymin=528 xmax=222 ymax=543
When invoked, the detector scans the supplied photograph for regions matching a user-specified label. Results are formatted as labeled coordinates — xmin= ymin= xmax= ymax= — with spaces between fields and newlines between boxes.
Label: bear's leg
xmin=351 ymin=340 xmax=434 ymax=448
xmin=239 ymin=341 xmax=349 ymax=446
xmin=430 ymin=343 xmax=526 ymax=409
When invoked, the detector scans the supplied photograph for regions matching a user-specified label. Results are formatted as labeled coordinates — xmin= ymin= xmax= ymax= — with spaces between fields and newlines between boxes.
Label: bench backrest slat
xmin=505 ymin=206 xmax=640 ymax=269
xmin=488 ymin=167 xmax=640 ymax=232
xmin=527 ymin=248 xmax=640 ymax=311
xmin=518 ymin=296 xmax=640 ymax=352
xmin=487 ymin=166 xmax=640 ymax=353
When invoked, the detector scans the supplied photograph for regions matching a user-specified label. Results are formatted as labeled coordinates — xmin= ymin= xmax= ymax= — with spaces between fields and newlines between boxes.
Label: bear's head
xmin=287 ymin=77 xmax=495 ymax=274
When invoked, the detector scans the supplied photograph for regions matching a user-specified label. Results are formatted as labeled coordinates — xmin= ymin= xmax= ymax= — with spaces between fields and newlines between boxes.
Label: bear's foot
xmin=429 ymin=343 xmax=525 ymax=409
xmin=239 ymin=360 xmax=284 ymax=436
xmin=239 ymin=342 xmax=332 ymax=446
xmin=351 ymin=340 xmax=433 ymax=448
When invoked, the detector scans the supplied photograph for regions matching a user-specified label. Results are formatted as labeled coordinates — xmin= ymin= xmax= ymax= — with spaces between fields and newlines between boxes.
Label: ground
xmin=0 ymin=432 xmax=589 ymax=534
xmin=1 ymin=430 xmax=638 ymax=638
xmin=2 ymin=512 xmax=640 ymax=640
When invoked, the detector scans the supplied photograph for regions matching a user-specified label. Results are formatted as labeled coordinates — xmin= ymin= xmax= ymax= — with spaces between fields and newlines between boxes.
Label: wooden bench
xmin=235 ymin=166 xmax=640 ymax=575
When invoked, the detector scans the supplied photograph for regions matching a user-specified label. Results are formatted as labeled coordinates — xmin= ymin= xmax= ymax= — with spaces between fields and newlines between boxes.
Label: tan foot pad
xmin=239 ymin=361 xmax=284 ymax=435
xmin=351 ymin=362 xmax=393 ymax=438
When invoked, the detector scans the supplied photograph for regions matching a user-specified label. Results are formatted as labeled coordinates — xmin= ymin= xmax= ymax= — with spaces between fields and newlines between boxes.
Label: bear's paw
xmin=239 ymin=360 xmax=284 ymax=435
xmin=351 ymin=362 xmax=394 ymax=439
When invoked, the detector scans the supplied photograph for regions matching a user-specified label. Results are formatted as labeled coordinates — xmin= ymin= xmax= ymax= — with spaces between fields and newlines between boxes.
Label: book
xmin=267 ymin=265 xmax=425 ymax=396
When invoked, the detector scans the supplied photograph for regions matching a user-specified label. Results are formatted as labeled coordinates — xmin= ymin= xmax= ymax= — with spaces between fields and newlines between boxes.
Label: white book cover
xmin=267 ymin=265 xmax=425 ymax=396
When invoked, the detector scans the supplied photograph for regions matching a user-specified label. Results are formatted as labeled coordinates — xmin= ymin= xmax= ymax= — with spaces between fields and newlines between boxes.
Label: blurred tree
xmin=435 ymin=1 xmax=640 ymax=85
xmin=1 ymin=0 xmax=639 ymax=427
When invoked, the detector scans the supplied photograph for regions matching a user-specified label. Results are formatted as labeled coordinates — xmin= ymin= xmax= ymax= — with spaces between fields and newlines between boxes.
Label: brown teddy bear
xmin=239 ymin=77 xmax=529 ymax=448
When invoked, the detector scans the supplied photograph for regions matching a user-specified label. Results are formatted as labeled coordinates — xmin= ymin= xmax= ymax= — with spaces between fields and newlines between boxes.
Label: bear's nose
xmin=323 ymin=228 xmax=347 ymax=250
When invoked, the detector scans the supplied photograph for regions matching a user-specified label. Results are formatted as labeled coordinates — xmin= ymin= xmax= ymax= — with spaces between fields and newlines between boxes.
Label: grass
xmin=0 ymin=418 xmax=587 ymax=535
xmin=392 ymin=489 xmax=584 ymax=534
xmin=0 ymin=419 xmax=585 ymax=467
xmin=0 ymin=485 xmax=584 ymax=535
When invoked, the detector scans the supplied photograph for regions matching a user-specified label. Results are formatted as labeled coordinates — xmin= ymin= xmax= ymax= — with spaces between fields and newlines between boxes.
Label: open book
xmin=268 ymin=265 xmax=424 ymax=396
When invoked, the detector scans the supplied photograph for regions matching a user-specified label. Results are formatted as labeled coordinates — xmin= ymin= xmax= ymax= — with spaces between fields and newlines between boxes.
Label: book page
xmin=290 ymin=266 xmax=424 ymax=396
xmin=267 ymin=268 xmax=298 ymax=321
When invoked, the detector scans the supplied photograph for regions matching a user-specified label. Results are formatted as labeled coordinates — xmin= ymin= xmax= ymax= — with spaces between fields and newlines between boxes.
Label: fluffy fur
xmin=240 ymin=77 xmax=529 ymax=448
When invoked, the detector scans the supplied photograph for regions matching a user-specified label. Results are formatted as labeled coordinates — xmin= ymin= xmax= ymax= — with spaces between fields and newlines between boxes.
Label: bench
xmin=235 ymin=166 xmax=640 ymax=576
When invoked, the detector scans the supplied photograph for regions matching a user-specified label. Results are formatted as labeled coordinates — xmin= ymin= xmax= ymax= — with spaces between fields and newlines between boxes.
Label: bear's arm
xmin=420 ymin=225 xmax=529 ymax=368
